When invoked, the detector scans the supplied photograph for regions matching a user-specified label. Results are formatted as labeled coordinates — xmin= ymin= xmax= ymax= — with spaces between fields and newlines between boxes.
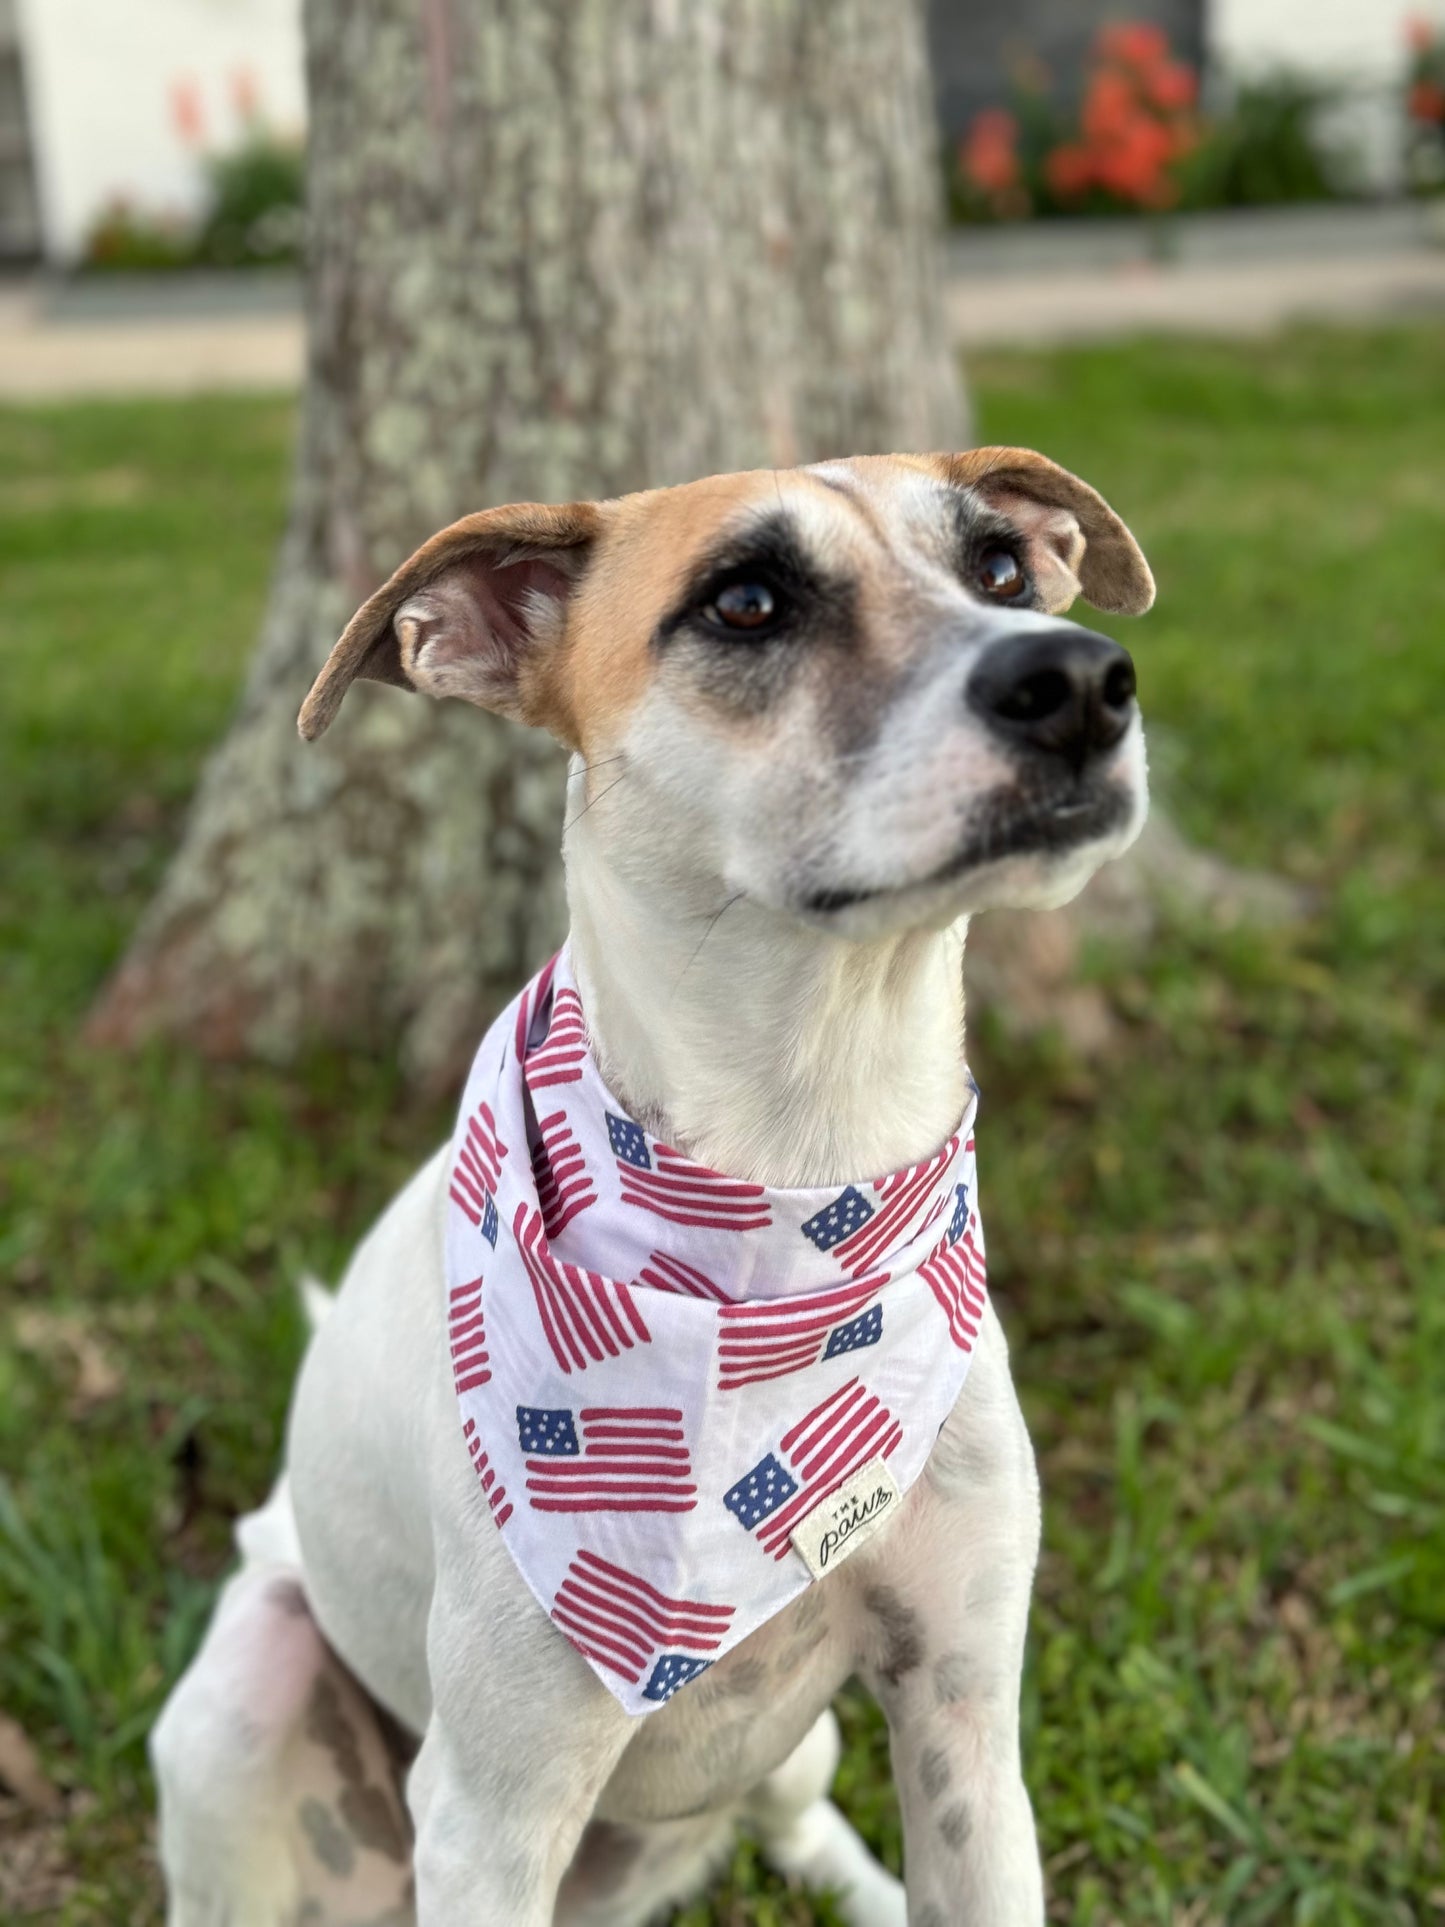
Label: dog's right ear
xmin=297 ymin=500 xmax=602 ymax=742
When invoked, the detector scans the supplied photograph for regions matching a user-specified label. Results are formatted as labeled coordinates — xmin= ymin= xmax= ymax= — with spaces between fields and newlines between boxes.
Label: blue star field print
xmin=607 ymin=1112 xmax=651 ymax=1170
xmin=723 ymin=1452 xmax=798 ymax=1529
xmin=516 ymin=1406 xmax=579 ymax=1456
xmin=800 ymin=1186 xmax=874 ymax=1252
xmin=480 ymin=1189 xmax=499 ymax=1248
xmin=948 ymin=1182 xmax=970 ymax=1245
xmin=823 ymin=1302 xmax=884 ymax=1359
xmin=643 ymin=1653 xmax=713 ymax=1702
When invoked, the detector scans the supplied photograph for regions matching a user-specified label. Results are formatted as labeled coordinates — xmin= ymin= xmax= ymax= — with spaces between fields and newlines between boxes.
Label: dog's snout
xmin=967 ymin=626 xmax=1136 ymax=767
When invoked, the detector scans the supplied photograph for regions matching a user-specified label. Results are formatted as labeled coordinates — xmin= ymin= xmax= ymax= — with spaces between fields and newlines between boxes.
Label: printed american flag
xmin=447 ymin=1275 xmax=491 ymax=1394
xmin=449 ymin=1102 xmax=507 ymax=1230
xmin=920 ymin=1220 xmax=986 ymax=1353
xmin=722 ymin=1377 xmax=903 ymax=1560
xmin=513 ymin=1206 xmax=651 ymax=1375
xmin=461 ymin=1417 xmax=512 ymax=1528
xmin=527 ymin=984 xmax=589 ymax=1089
xmin=533 ymin=1108 xmax=597 ymax=1240
xmin=801 ymin=1137 xmax=959 ymax=1279
xmin=715 ymin=1276 xmax=885 ymax=1390
xmin=550 ymin=1550 xmax=734 ymax=1698
xmin=608 ymin=1113 xmax=773 ymax=1231
xmin=634 ymin=1250 xmax=730 ymax=1302
xmin=520 ymin=1405 xmax=698 ymax=1513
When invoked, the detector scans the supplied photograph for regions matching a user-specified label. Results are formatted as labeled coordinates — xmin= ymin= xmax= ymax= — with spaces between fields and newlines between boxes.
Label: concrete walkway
xmin=2 ymin=220 xmax=1444 ymax=399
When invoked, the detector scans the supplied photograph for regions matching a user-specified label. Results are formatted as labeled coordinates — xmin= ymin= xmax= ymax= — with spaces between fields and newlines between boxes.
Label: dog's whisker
xmin=562 ymin=769 xmax=631 ymax=835
xmin=673 ymin=890 xmax=747 ymax=992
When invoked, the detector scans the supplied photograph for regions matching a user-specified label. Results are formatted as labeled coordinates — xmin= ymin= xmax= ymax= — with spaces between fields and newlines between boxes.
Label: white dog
xmin=151 ymin=448 xmax=1153 ymax=1926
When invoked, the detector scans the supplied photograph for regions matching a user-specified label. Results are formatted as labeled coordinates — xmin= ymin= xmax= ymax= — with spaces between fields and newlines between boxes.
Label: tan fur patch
xmin=298 ymin=451 xmax=1154 ymax=749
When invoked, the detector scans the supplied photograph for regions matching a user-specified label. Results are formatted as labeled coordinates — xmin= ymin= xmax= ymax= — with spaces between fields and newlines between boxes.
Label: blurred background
xmin=1 ymin=1 xmax=1441 ymax=1922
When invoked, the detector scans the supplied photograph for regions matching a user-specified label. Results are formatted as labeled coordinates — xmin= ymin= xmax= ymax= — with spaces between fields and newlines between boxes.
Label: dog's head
xmin=300 ymin=451 xmax=1154 ymax=934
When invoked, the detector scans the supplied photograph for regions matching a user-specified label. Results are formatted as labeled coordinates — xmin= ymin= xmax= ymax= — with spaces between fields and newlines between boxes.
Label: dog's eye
xmin=977 ymin=549 xmax=1027 ymax=599
xmin=706 ymin=581 xmax=779 ymax=633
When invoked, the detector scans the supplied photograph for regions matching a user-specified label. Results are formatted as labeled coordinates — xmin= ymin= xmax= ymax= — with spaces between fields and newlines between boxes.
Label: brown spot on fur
xmin=939 ymin=1800 xmax=973 ymax=1852
xmin=306 ymin=1675 xmax=364 ymax=1787
xmin=339 ymin=1782 xmax=409 ymax=1864
xmin=864 ymin=1584 xmax=925 ymax=1687
xmin=267 ymin=1577 xmax=311 ymax=1618
xmin=919 ymin=1745 xmax=952 ymax=1802
xmin=299 ymin=1797 xmax=356 ymax=1877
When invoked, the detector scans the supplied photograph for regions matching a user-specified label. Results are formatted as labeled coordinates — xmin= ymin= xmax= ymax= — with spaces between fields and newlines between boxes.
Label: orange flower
xmin=1408 ymin=78 xmax=1445 ymax=122
xmin=962 ymin=108 xmax=1021 ymax=194
xmin=1082 ymin=69 xmax=1138 ymax=143
xmin=1097 ymin=22 xmax=1171 ymax=70
xmin=1091 ymin=114 xmax=1177 ymax=206
xmin=1045 ymin=143 xmax=1095 ymax=199
xmin=169 ymin=76 xmax=205 ymax=147
xmin=1146 ymin=60 xmax=1198 ymax=111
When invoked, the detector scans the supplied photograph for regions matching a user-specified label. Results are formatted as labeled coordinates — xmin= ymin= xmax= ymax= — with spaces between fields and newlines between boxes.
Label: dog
xmin=151 ymin=447 xmax=1153 ymax=1926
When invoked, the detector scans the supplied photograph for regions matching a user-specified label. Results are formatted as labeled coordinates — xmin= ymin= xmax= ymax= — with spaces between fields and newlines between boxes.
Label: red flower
xmin=1097 ymin=22 xmax=1171 ymax=70
xmin=1406 ymin=15 xmax=1437 ymax=54
xmin=1146 ymin=60 xmax=1198 ymax=111
xmin=1082 ymin=69 xmax=1138 ymax=143
xmin=1091 ymin=114 xmax=1178 ymax=207
xmin=962 ymin=108 xmax=1021 ymax=194
xmin=169 ymin=76 xmax=205 ymax=147
xmin=1408 ymin=79 xmax=1445 ymax=122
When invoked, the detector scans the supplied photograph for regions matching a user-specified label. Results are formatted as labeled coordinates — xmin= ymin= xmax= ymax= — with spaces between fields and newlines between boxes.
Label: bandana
xmin=443 ymin=947 xmax=986 ymax=1716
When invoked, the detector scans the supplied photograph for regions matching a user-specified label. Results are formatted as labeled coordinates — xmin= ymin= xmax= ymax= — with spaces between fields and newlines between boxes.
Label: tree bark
xmin=88 ymin=0 xmax=965 ymax=1084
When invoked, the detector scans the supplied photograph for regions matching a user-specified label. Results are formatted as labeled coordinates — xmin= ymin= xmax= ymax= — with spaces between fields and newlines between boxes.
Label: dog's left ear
xmin=942 ymin=447 xmax=1155 ymax=617
xmin=297 ymin=499 xmax=602 ymax=741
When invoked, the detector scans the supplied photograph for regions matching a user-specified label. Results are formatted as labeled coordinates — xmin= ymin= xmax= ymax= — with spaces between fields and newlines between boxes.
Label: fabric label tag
xmin=790 ymin=1458 xmax=901 ymax=1579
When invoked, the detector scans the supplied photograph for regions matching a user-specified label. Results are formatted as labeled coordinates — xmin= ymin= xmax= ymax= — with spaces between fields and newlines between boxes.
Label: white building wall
xmin=1211 ymin=0 xmax=1445 ymax=189
xmin=18 ymin=0 xmax=304 ymax=262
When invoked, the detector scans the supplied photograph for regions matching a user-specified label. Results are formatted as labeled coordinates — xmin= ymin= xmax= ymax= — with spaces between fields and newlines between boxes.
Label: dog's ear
xmin=942 ymin=447 xmax=1155 ymax=617
xmin=297 ymin=500 xmax=602 ymax=742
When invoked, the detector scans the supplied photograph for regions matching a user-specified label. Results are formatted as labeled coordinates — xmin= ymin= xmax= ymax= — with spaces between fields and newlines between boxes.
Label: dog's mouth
xmin=800 ymin=781 xmax=1135 ymax=917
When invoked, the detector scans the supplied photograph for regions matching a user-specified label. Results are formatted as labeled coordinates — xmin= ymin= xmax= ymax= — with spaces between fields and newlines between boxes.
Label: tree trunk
xmin=88 ymin=0 xmax=965 ymax=1084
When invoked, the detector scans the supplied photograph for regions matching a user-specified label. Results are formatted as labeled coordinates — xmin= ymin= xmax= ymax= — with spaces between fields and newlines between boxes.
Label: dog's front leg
xmin=862 ymin=1310 xmax=1046 ymax=1927
xmin=409 ymin=1535 xmax=634 ymax=1924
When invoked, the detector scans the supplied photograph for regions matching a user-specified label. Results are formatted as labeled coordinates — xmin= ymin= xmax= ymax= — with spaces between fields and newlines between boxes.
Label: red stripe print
xmin=534 ymin=1109 xmax=598 ymax=1240
xmin=715 ymin=1276 xmax=883 ymax=1390
xmin=450 ymin=1102 xmax=508 ymax=1225
xmin=760 ymin=1377 xmax=903 ymax=1560
xmin=448 ymin=1275 xmax=491 ymax=1393
xmin=831 ymin=1137 xmax=958 ymax=1278
xmin=514 ymin=1206 xmax=651 ymax=1375
xmin=462 ymin=1418 xmax=512 ymax=1529
xmin=527 ymin=984 xmax=588 ymax=1089
xmin=515 ymin=953 xmax=560 ymax=1063
xmin=634 ymin=1251 xmax=730 ymax=1302
xmin=526 ymin=1408 xmax=697 ymax=1513
xmin=551 ymin=1550 xmax=734 ymax=1683
xmin=920 ymin=1231 xmax=986 ymax=1353
xmin=618 ymin=1146 xmax=772 ymax=1233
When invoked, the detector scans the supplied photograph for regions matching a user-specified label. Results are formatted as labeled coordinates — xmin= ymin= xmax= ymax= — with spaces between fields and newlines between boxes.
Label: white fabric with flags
xmin=443 ymin=946 xmax=986 ymax=1716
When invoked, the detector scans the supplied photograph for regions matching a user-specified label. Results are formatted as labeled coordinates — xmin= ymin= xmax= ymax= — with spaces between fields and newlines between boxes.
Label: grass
xmin=1 ymin=328 xmax=1441 ymax=1924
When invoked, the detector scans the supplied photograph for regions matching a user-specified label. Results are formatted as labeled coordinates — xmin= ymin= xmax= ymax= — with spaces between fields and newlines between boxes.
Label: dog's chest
xmin=594 ymin=1564 xmax=856 ymax=1822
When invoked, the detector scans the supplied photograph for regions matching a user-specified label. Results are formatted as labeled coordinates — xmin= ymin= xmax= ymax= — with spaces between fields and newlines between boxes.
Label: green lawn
xmin=1 ymin=329 xmax=1442 ymax=1925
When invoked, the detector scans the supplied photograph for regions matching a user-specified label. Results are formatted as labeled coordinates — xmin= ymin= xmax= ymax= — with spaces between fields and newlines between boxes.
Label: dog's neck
xmin=566 ymin=853 xmax=969 ymax=1191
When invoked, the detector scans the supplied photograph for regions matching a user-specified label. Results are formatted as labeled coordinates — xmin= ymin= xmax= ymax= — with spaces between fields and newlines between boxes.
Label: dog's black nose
xmin=967 ymin=626 xmax=1137 ymax=768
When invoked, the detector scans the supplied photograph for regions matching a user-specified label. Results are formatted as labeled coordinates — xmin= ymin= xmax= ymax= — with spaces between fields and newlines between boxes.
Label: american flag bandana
xmin=444 ymin=948 xmax=986 ymax=1716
